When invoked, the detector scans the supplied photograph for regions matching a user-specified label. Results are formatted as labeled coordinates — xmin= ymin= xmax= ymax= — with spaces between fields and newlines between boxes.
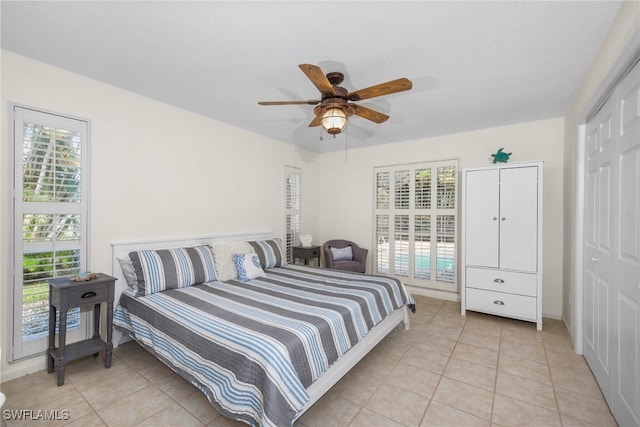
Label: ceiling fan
xmin=258 ymin=64 xmax=413 ymax=136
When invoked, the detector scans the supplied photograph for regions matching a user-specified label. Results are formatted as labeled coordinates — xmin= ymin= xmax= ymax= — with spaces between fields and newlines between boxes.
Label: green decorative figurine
xmin=491 ymin=148 xmax=512 ymax=163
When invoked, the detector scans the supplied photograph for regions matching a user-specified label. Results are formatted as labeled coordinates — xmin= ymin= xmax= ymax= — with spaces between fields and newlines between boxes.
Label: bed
xmin=111 ymin=233 xmax=414 ymax=426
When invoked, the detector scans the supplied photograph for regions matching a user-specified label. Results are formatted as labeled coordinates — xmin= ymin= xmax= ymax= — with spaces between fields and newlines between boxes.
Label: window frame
xmin=9 ymin=105 xmax=91 ymax=361
xmin=284 ymin=166 xmax=301 ymax=264
xmin=373 ymin=160 xmax=458 ymax=294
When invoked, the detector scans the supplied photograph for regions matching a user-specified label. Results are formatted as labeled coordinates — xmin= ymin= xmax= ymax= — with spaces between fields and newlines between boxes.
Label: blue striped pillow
xmin=248 ymin=238 xmax=287 ymax=269
xmin=129 ymin=246 xmax=217 ymax=296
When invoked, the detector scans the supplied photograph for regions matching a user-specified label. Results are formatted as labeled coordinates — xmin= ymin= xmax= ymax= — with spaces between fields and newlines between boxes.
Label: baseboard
xmin=1 ymin=355 xmax=47 ymax=384
xmin=542 ymin=311 xmax=562 ymax=320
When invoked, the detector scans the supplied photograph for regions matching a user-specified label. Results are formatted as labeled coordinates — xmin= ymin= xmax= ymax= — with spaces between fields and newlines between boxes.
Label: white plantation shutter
xmin=284 ymin=166 xmax=301 ymax=263
xmin=375 ymin=214 xmax=390 ymax=274
xmin=11 ymin=106 xmax=89 ymax=360
xmin=414 ymin=214 xmax=431 ymax=280
xmin=374 ymin=160 xmax=458 ymax=293
xmin=394 ymin=215 xmax=410 ymax=276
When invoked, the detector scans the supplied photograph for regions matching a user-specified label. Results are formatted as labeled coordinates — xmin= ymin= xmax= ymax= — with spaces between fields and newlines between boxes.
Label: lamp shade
xmin=321 ymin=107 xmax=348 ymax=135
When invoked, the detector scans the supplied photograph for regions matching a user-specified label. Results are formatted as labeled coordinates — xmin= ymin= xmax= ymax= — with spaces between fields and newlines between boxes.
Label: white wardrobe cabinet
xmin=461 ymin=161 xmax=543 ymax=330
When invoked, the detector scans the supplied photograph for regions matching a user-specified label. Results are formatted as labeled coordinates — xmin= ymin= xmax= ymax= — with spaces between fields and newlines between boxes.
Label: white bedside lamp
xmin=299 ymin=234 xmax=313 ymax=247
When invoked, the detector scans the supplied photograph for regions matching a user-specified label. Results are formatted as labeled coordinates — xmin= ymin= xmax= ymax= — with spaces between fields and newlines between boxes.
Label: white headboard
xmin=110 ymin=231 xmax=274 ymax=346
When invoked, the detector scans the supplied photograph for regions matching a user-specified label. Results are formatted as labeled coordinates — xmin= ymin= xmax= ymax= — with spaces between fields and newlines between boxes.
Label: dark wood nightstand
xmin=292 ymin=245 xmax=321 ymax=266
xmin=47 ymin=273 xmax=116 ymax=386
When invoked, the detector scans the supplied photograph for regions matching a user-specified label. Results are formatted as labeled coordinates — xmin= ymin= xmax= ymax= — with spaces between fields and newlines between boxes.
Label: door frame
xmin=573 ymin=31 xmax=640 ymax=354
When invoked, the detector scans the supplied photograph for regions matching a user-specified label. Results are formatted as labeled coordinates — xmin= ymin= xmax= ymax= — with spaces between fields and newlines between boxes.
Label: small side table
xmin=47 ymin=273 xmax=116 ymax=386
xmin=292 ymin=245 xmax=321 ymax=266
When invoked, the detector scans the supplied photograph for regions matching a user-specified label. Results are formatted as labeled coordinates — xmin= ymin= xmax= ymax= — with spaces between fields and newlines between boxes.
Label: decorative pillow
xmin=129 ymin=245 xmax=217 ymax=296
xmin=248 ymin=238 xmax=287 ymax=269
xmin=209 ymin=240 xmax=255 ymax=281
xmin=116 ymin=256 xmax=139 ymax=292
xmin=233 ymin=253 xmax=266 ymax=282
xmin=330 ymin=246 xmax=353 ymax=261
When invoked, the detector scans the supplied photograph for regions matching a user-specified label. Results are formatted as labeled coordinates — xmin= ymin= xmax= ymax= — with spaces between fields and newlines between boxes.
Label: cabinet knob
xmin=493 ymin=278 xmax=505 ymax=283
xmin=501 ymin=217 xmax=506 ymax=221
xmin=493 ymin=300 xmax=505 ymax=306
xmin=493 ymin=217 xmax=498 ymax=220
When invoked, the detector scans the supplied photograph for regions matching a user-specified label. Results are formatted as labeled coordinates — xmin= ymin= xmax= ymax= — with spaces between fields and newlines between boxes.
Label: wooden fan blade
xmin=351 ymin=104 xmax=389 ymax=123
xmin=258 ymin=100 xmax=320 ymax=105
xmin=308 ymin=114 xmax=323 ymax=127
xmin=347 ymin=78 xmax=412 ymax=101
xmin=299 ymin=64 xmax=337 ymax=97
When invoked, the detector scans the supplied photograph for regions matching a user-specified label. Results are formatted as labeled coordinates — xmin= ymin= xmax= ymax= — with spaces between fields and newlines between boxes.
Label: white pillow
xmin=233 ymin=253 xmax=266 ymax=282
xmin=330 ymin=246 xmax=353 ymax=261
xmin=210 ymin=241 xmax=255 ymax=281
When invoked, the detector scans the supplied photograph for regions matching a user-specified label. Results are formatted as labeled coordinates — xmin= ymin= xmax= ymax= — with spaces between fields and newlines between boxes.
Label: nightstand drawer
xmin=466 ymin=288 xmax=537 ymax=321
xmin=293 ymin=246 xmax=320 ymax=257
xmin=67 ymin=284 xmax=109 ymax=306
xmin=466 ymin=267 xmax=537 ymax=296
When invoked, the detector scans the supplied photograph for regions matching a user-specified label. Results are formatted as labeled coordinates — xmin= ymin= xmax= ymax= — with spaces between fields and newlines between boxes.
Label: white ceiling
xmin=1 ymin=1 xmax=622 ymax=153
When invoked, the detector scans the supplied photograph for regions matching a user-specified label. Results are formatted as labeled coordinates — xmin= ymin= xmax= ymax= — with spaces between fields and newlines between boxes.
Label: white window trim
xmin=284 ymin=166 xmax=301 ymax=263
xmin=373 ymin=159 xmax=458 ymax=295
xmin=9 ymin=105 xmax=91 ymax=361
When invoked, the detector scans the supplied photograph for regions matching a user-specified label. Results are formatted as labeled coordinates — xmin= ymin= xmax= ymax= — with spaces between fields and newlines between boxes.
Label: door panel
xmin=464 ymin=169 xmax=499 ymax=268
xmin=583 ymin=95 xmax=614 ymax=403
xmin=583 ymin=59 xmax=640 ymax=427
xmin=611 ymin=62 xmax=640 ymax=427
xmin=617 ymin=293 xmax=639 ymax=425
xmin=499 ymin=166 xmax=538 ymax=272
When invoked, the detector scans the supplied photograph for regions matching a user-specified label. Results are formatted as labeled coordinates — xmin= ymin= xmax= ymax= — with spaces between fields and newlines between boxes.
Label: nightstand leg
xmin=56 ymin=309 xmax=67 ymax=386
xmin=93 ymin=303 xmax=100 ymax=357
xmin=47 ymin=304 xmax=56 ymax=373
xmin=104 ymin=301 xmax=113 ymax=369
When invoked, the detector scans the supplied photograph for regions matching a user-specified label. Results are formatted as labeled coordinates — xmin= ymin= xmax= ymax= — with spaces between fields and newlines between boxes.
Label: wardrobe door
xmin=464 ymin=169 xmax=499 ymax=268
xmin=499 ymin=166 xmax=539 ymax=272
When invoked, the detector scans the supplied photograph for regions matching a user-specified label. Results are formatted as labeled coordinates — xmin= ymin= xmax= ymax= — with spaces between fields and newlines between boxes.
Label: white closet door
xmin=612 ymin=61 xmax=640 ymax=427
xmin=583 ymin=59 xmax=640 ymax=426
xmin=499 ymin=166 xmax=539 ymax=272
xmin=464 ymin=169 xmax=499 ymax=268
xmin=584 ymin=94 xmax=615 ymax=404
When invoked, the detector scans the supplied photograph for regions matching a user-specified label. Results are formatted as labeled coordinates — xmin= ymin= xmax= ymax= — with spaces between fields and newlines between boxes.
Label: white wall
xmin=562 ymin=0 xmax=639 ymax=340
xmin=0 ymin=51 xmax=319 ymax=381
xmin=314 ymin=117 xmax=565 ymax=318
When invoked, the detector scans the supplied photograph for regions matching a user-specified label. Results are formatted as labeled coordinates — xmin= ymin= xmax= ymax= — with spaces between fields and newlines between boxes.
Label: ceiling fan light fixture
xmin=321 ymin=107 xmax=348 ymax=135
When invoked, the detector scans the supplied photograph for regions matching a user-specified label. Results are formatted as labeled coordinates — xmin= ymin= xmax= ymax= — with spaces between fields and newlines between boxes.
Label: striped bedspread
xmin=114 ymin=265 xmax=414 ymax=426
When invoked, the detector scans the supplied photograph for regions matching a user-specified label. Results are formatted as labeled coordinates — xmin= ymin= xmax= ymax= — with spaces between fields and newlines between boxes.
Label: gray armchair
xmin=323 ymin=239 xmax=368 ymax=273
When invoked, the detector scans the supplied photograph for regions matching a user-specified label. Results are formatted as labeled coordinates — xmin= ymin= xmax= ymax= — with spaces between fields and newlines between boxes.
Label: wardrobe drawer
xmin=465 ymin=288 xmax=537 ymax=321
xmin=466 ymin=267 xmax=537 ymax=296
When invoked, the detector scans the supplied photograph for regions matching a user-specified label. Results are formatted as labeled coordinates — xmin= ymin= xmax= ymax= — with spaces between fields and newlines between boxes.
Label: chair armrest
xmin=353 ymin=247 xmax=368 ymax=263
xmin=323 ymin=247 xmax=335 ymax=268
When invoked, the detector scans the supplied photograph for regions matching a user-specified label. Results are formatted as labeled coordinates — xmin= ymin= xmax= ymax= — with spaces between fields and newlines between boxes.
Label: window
xmin=374 ymin=160 xmax=458 ymax=293
xmin=11 ymin=106 xmax=89 ymax=360
xmin=284 ymin=166 xmax=301 ymax=264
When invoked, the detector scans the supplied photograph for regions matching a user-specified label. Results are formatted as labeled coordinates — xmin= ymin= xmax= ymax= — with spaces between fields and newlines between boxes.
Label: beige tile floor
xmin=1 ymin=296 xmax=618 ymax=427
